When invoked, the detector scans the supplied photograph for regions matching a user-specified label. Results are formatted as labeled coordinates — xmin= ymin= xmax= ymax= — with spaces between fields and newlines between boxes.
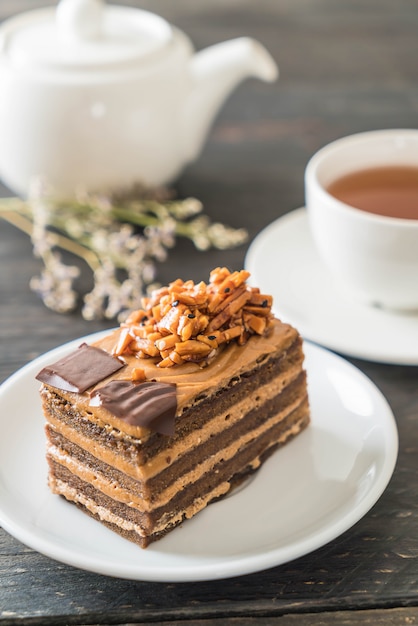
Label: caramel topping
xmin=113 ymin=268 xmax=273 ymax=367
xmin=36 ymin=343 xmax=125 ymax=393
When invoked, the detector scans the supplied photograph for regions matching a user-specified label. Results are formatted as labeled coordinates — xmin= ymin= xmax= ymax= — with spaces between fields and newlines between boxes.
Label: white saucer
xmin=0 ymin=333 xmax=398 ymax=581
xmin=245 ymin=207 xmax=418 ymax=365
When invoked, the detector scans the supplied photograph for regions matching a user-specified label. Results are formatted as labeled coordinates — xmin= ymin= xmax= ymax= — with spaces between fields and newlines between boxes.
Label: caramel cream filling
xmin=50 ymin=476 xmax=231 ymax=538
xmin=50 ymin=415 xmax=307 ymax=537
xmin=46 ymin=363 xmax=302 ymax=483
xmin=47 ymin=397 xmax=308 ymax=513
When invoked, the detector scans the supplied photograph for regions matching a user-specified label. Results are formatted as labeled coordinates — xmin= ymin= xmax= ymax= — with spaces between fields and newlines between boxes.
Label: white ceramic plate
xmin=0 ymin=333 xmax=398 ymax=582
xmin=245 ymin=207 xmax=418 ymax=365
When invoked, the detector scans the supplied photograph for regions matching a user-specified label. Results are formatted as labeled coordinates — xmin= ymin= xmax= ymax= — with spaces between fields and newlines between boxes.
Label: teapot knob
xmin=56 ymin=0 xmax=104 ymax=41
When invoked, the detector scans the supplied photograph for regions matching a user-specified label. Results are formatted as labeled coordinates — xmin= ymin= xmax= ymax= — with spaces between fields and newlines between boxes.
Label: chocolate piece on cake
xmin=36 ymin=343 xmax=125 ymax=392
xmin=38 ymin=268 xmax=310 ymax=548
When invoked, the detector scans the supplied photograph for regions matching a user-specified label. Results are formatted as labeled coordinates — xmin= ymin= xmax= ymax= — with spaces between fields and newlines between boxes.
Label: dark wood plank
xmin=2 ymin=610 xmax=417 ymax=626
xmin=73 ymin=607 xmax=418 ymax=626
xmin=1 ymin=0 xmax=418 ymax=624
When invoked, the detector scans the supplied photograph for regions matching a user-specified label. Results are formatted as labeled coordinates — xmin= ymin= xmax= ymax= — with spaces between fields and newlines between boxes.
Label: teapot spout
xmin=182 ymin=37 xmax=278 ymax=164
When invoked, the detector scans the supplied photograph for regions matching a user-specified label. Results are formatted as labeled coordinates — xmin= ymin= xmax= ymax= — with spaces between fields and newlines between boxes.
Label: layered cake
xmin=36 ymin=268 xmax=310 ymax=547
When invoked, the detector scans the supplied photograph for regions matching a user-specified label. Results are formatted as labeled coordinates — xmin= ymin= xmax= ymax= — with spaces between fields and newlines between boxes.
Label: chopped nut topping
xmin=112 ymin=268 xmax=273 ymax=367
xmin=131 ymin=367 xmax=146 ymax=382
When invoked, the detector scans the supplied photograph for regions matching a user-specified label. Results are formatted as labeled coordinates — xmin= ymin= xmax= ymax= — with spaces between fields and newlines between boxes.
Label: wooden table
xmin=1 ymin=1 xmax=418 ymax=624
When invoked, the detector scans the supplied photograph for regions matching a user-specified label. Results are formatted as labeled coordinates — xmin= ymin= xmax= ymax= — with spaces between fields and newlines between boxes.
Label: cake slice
xmin=37 ymin=268 xmax=310 ymax=547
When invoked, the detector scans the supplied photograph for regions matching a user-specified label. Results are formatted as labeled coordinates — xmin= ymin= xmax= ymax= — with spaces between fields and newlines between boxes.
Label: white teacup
xmin=305 ymin=129 xmax=418 ymax=312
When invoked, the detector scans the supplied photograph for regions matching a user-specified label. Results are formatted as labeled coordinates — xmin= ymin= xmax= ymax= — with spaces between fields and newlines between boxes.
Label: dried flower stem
xmin=1 ymin=207 xmax=100 ymax=271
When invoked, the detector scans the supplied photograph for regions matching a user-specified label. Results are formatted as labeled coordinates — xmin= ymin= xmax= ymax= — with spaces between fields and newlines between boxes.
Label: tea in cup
xmin=305 ymin=129 xmax=418 ymax=311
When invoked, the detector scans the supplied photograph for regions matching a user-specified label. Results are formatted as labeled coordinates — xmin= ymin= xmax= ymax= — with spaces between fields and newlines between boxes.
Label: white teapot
xmin=0 ymin=0 xmax=278 ymax=197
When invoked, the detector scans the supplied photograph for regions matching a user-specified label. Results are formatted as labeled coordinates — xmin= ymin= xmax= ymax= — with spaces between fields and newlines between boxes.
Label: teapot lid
xmin=1 ymin=0 xmax=173 ymax=70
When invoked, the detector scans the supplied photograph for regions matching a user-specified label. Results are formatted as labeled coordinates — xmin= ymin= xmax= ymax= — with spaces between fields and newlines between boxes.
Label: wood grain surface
xmin=1 ymin=1 xmax=418 ymax=624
